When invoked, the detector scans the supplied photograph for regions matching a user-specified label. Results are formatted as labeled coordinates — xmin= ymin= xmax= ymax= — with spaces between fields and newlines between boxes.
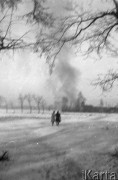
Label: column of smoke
xmin=48 ymin=46 xmax=80 ymax=110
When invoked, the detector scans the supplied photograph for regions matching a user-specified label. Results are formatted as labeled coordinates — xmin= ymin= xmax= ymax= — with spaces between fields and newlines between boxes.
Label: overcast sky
xmin=0 ymin=0 xmax=118 ymax=106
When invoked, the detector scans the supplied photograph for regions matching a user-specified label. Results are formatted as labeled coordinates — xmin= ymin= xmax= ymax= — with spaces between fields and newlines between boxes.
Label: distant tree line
xmin=84 ymin=105 xmax=118 ymax=113
xmin=0 ymin=94 xmax=46 ymax=114
xmin=59 ymin=92 xmax=118 ymax=113
xmin=0 ymin=92 xmax=118 ymax=114
xmin=61 ymin=92 xmax=86 ymax=112
xmin=84 ymin=98 xmax=118 ymax=113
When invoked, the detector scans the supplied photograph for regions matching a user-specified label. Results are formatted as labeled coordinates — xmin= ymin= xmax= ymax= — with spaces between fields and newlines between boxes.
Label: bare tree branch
xmin=0 ymin=0 xmax=54 ymax=53
xmin=35 ymin=0 xmax=118 ymax=74
xmin=92 ymin=70 xmax=118 ymax=91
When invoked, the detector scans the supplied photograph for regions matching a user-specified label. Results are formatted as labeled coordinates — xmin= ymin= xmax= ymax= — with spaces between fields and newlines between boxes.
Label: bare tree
xmin=10 ymin=101 xmax=15 ymax=113
xmin=41 ymin=98 xmax=46 ymax=113
xmin=36 ymin=0 xmax=118 ymax=83
xmin=25 ymin=94 xmax=33 ymax=114
xmin=92 ymin=69 xmax=118 ymax=91
xmin=18 ymin=94 xmax=26 ymax=113
xmin=4 ymin=99 xmax=8 ymax=113
xmin=75 ymin=92 xmax=86 ymax=112
xmin=0 ymin=0 xmax=54 ymax=52
xmin=0 ymin=96 xmax=8 ymax=113
xmin=33 ymin=95 xmax=42 ymax=114
xmin=2 ymin=1 xmax=118 ymax=90
xmin=62 ymin=97 xmax=68 ymax=111
xmin=99 ymin=98 xmax=104 ymax=113
xmin=0 ymin=2 xmax=31 ymax=52
xmin=0 ymin=96 xmax=5 ymax=109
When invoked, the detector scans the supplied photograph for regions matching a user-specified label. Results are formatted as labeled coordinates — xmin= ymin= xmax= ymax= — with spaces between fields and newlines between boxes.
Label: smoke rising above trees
xmin=46 ymin=46 xmax=80 ymax=108
xmin=1 ymin=0 xmax=118 ymax=106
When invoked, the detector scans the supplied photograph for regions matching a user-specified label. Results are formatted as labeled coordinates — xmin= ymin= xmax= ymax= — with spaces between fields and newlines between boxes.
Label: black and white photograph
xmin=1 ymin=0 xmax=118 ymax=179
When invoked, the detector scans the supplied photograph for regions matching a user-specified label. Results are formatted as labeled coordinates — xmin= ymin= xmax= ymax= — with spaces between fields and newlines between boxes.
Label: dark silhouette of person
xmin=55 ymin=111 xmax=61 ymax=126
xmin=51 ymin=111 xmax=56 ymax=126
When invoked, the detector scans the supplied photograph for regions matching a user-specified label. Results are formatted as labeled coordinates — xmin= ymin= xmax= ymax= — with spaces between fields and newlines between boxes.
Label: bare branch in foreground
xmin=92 ymin=70 xmax=118 ymax=91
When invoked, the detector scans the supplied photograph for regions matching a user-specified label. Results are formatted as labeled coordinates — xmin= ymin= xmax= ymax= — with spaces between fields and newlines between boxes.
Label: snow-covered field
xmin=0 ymin=112 xmax=118 ymax=180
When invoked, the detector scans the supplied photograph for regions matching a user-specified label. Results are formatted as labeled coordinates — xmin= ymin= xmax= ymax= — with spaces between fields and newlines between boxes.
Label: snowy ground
xmin=0 ymin=112 xmax=118 ymax=180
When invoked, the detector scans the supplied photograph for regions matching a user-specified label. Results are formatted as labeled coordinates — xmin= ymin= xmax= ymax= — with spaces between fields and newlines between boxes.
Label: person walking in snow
xmin=55 ymin=111 xmax=61 ymax=126
xmin=51 ymin=111 xmax=56 ymax=126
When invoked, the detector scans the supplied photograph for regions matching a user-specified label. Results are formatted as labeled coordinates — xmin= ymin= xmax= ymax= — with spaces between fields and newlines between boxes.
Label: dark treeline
xmin=61 ymin=103 xmax=118 ymax=113
xmin=0 ymin=94 xmax=46 ymax=114
xmin=63 ymin=104 xmax=118 ymax=113
xmin=0 ymin=91 xmax=117 ymax=114
xmin=83 ymin=105 xmax=118 ymax=113
xmin=60 ymin=92 xmax=118 ymax=113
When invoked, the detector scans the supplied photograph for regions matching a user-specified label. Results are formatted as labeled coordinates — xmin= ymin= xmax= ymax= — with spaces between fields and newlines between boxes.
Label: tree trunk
xmin=21 ymin=104 xmax=23 ymax=113
xmin=38 ymin=103 xmax=40 ymax=114
xmin=6 ymin=105 xmax=8 ymax=113
xmin=29 ymin=105 xmax=32 ymax=113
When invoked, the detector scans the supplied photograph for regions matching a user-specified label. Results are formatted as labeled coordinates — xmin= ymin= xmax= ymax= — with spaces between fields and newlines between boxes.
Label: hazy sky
xmin=0 ymin=0 xmax=118 ymax=106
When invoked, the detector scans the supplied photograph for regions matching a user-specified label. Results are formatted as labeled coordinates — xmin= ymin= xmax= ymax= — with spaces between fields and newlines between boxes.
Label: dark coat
xmin=56 ymin=112 xmax=61 ymax=122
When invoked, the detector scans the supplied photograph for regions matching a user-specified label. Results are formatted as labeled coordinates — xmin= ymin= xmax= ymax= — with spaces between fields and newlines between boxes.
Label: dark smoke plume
xmin=47 ymin=46 xmax=80 ymax=108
